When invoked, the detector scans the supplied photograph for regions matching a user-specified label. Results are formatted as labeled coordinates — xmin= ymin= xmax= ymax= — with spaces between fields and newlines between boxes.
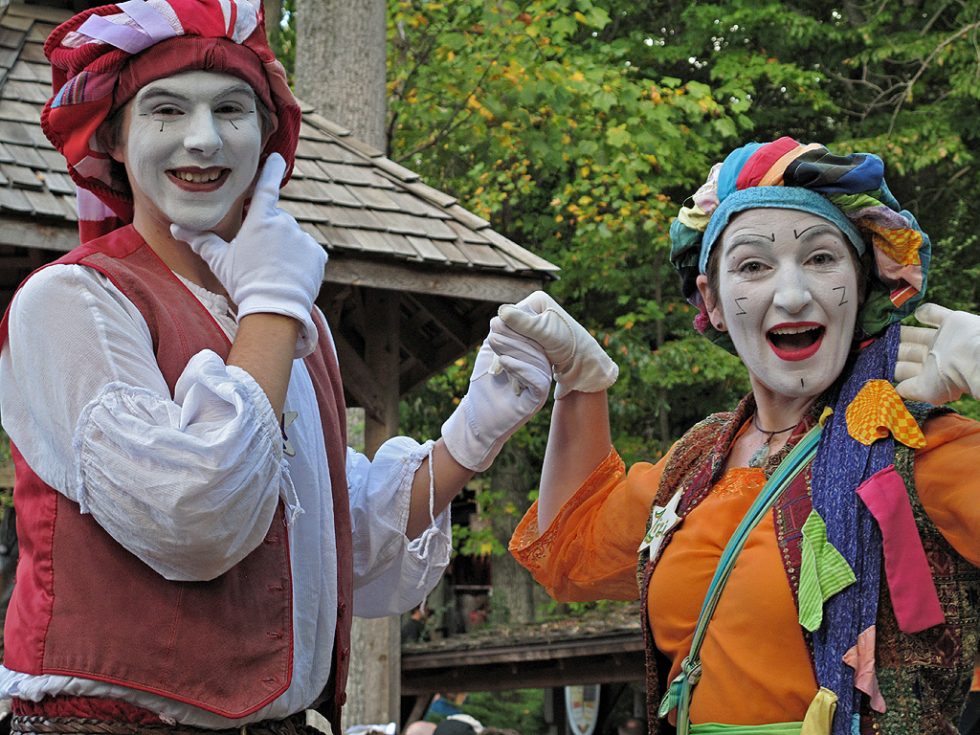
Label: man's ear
xmin=97 ymin=107 xmax=128 ymax=164
xmin=695 ymin=274 xmax=726 ymax=332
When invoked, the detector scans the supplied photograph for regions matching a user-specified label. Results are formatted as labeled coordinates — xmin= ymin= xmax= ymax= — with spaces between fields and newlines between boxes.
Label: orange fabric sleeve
xmin=915 ymin=412 xmax=980 ymax=567
xmin=509 ymin=446 xmax=668 ymax=602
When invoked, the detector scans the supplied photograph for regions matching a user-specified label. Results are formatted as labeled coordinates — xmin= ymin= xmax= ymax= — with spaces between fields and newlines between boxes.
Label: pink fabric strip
xmin=735 ymin=136 xmax=799 ymax=190
xmin=76 ymin=14 xmax=150 ymax=54
xmin=118 ymin=0 xmax=181 ymax=43
xmin=76 ymin=187 xmax=117 ymax=222
xmin=842 ymin=625 xmax=886 ymax=713
xmin=856 ymin=466 xmax=944 ymax=633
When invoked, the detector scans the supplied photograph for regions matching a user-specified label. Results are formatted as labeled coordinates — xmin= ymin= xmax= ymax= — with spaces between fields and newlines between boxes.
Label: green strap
xmin=691 ymin=723 xmax=803 ymax=735
xmin=663 ymin=422 xmax=824 ymax=735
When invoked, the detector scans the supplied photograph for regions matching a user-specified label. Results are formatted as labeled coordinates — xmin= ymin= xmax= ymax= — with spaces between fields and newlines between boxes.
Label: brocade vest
xmin=636 ymin=394 xmax=979 ymax=735
xmin=0 ymin=225 xmax=353 ymax=731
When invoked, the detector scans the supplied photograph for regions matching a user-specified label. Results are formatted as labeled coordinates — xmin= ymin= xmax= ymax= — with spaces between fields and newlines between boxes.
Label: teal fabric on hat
xmin=699 ymin=187 xmax=867 ymax=273
xmin=717 ymin=142 xmax=763 ymax=200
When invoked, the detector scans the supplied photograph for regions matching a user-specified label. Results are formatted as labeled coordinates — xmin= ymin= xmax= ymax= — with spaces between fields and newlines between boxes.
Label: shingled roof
xmin=0 ymin=1 xmax=559 ymax=414
xmin=0 ymin=1 xmax=557 ymax=301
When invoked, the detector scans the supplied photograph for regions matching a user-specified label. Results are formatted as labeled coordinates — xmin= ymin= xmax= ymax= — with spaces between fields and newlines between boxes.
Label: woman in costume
xmin=500 ymin=137 xmax=980 ymax=735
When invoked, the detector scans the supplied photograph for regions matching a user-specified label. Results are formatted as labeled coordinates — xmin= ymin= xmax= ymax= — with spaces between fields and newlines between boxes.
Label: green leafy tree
xmin=387 ymin=0 xmax=979 ymax=585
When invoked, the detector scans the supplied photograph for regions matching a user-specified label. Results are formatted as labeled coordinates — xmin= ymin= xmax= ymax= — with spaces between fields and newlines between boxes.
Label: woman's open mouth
xmin=767 ymin=323 xmax=825 ymax=361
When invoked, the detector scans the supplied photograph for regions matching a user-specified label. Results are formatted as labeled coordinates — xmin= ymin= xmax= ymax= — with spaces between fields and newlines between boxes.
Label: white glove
xmin=895 ymin=302 xmax=980 ymax=404
xmin=497 ymin=291 xmax=618 ymax=399
xmin=171 ymin=154 xmax=327 ymax=359
xmin=441 ymin=318 xmax=552 ymax=472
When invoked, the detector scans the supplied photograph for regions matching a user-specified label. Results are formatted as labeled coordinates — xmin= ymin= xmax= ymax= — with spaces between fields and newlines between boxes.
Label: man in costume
xmin=0 ymin=1 xmax=552 ymax=733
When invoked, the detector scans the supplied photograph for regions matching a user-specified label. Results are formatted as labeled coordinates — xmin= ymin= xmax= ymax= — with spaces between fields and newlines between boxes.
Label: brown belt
xmin=9 ymin=712 xmax=315 ymax=735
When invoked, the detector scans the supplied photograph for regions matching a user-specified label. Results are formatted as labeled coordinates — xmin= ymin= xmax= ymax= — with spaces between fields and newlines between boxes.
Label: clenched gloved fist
xmin=497 ymin=291 xmax=618 ymax=399
xmin=895 ymin=303 xmax=980 ymax=404
xmin=441 ymin=318 xmax=552 ymax=472
xmin=171 ymin=153 xmax=327 ymax=359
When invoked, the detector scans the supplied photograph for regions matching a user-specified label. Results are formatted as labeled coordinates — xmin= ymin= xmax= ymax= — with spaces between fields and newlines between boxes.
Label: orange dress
xmin=510 ymin=413 xmax=980 ymax=725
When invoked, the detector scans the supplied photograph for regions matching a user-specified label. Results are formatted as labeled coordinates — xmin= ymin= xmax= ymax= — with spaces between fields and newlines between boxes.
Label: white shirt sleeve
xmin=0 ymin=264 xmax=289 ymax=582
xmin=346 ymin=438 xmax=453 ymax=618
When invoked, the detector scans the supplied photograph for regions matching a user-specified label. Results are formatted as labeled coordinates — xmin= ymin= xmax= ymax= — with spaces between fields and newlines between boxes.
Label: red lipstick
xmin=767 ymin=322 xmax=825 ymax=362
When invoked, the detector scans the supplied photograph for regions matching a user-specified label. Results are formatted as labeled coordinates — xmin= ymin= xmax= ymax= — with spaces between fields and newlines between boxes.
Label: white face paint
xmin=699 ymin=208 xmax=860 ymax=404
xmin=113 ymin=70 xmax=264 ymax=235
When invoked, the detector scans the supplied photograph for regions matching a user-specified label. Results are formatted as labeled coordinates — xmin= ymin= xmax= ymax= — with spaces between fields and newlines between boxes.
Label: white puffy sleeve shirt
xmin=0 ymin=264 xmax=451 ymax=727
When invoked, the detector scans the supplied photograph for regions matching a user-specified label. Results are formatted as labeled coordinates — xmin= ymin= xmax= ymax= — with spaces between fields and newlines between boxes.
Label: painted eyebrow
xmin=794 ymin=223 xmax=845 ymax=242
xmin=136 ymin=83 xmax=256 ymax=106
xmin=723 ymin=231 xmax=775 ymax=254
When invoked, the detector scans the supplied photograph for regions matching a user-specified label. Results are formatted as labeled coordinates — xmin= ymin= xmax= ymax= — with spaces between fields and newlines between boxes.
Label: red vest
xmin=0 ymin=226 xmax=353 ymax=728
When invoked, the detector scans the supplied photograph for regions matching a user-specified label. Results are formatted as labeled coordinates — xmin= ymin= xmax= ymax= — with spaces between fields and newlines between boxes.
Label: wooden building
xmin=0 ymin=0 xmax=559 ymax=449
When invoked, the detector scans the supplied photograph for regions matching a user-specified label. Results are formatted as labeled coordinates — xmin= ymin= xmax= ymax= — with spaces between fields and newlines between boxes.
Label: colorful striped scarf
xmin=810 ymin=324 xmax=899 ymax=735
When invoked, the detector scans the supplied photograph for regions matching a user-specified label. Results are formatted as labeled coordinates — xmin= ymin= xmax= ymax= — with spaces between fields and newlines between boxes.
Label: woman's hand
xmin=896 ymin=303 xmax=980 ymax=404
xmin=497 ymin=291 xmax=618 ymax=399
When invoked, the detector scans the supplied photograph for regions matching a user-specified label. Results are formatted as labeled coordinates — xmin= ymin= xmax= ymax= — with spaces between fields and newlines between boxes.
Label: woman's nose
xmin=183 ymin=108 xmax=223 ymax=156
xmin=772 ymin=270 xmax=812 ymax=314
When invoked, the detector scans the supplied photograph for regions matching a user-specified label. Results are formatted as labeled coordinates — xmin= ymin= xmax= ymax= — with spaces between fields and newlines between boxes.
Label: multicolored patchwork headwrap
xmin=669 ymin=136 xmax=930 ymax=347
xmin=42 ymin=0 xmax=301 ymax=243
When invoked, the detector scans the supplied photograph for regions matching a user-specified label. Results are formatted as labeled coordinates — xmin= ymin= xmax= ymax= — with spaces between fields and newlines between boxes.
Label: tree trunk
xmin=293 ymin=0 xmax=387 ymax=152
xmin=345 ymin=617 xmax=400 ymax=728
xmin=488 ymin=443 xmax=537 ymax=625
xmin=344 ymin=292 xmax=402 ymax=727
xmin=293 ymin=4 xmax=393 ymax=724
xmin=262 ymin=0 xmax=281 ymax=56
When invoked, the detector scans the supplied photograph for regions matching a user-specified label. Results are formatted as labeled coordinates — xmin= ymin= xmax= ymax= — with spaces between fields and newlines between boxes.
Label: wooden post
xmin=345 ymin=290 xmax=401 ymax=729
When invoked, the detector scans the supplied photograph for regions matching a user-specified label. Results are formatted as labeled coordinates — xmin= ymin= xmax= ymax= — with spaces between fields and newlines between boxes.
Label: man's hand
xmin=896 ymin=303 xmax=980 ymax=404
xmin=171 ymin=153 xmax=327 ymax=359
xmin=441 ymin=319 xmax=552 ymax=472
xmin=497 ymin=291 xmax=618 ymax=399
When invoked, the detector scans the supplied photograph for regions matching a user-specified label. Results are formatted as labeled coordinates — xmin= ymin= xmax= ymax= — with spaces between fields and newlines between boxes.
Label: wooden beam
xmin=363 ymin=289 xmax=400 ymax=456
xmin=400 ymin=633 xmax=645 ymax=695
xmin=331 ymin=329 xmax=387 ymax=423
xmin=399 ymin=311 xmax=492 ymax=394
xmin=0 ymin=220 xmax=77 ymax=253
xmin=326 ymin=255 xmax=547 ymax=304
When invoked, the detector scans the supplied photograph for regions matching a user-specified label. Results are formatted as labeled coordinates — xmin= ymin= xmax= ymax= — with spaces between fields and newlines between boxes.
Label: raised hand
xmin=441 ymin=318 xmax=552 ymax=472
xmin=896 ymin=303 xmax=980 ymax=404
xmin=171 ymin=153 xmax=327 ymax=358
xmin=497 ymin=291 xmax=618 ymax=399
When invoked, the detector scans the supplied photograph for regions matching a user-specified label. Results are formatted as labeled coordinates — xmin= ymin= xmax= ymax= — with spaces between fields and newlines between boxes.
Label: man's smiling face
xmin=112 ymin=69 xmax=264 ymax=237
xmin=698 ymin=207 xmax=861 ymax=403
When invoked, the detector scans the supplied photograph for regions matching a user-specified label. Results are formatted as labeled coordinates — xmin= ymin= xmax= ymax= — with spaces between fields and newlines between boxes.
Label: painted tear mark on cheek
xmin=833 ymin=286 xmax=848 ymax=306
xmin=230 ymin=120 xmax=239 ymax=130
xmin=734 ymin=297 xmax=748 ymax=316
xmin=801 ymin=377 xmax=805 ymax=389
